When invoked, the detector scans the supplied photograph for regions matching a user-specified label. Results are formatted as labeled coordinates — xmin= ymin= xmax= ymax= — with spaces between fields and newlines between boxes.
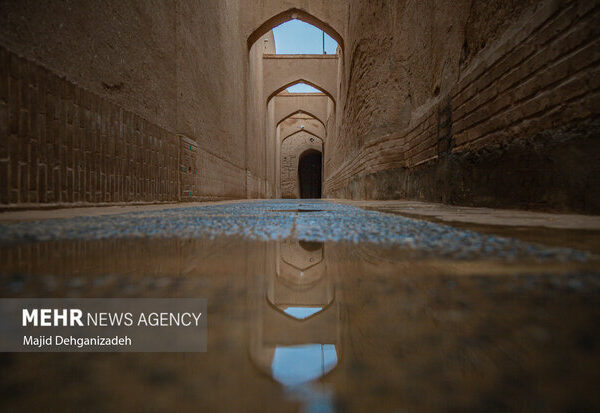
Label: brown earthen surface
xmin=1 ymin=0 xmax=599 ymax=213
xmin=327 ymin=0 xmax=600 ymax=213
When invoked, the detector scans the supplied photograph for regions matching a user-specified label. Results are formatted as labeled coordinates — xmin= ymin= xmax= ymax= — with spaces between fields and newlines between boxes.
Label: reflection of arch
xmin=266 ymin=294 xmax=336 ymax=322
xmin=247 ymin=8 xmax=344 ymax=51
xmin=281 ymin=257 xmax=323 ymax=272
xmin=267 ymin=79 xmax=335 ymax=105
xmin=281 ymin=129 xmax=323 ymax=145
xmin=269 ymin=240 xmax=331 ymax=320
xmin=250 ymin=342 xmax=339 ymax=387
xmin=279 ymin=237 xmax=324 ymax=272
xmin=277 ymin=238 xmax=326 ymax=286
xmin=249 ymin=239 xmax=341 ymax=388
xmin=276 ymin=110 xmax=325 ymax=128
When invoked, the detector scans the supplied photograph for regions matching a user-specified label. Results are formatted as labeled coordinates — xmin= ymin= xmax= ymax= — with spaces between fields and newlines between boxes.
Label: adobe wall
xmin=0 ymin=1 xmax=179 ymax=205
xmin=279 ymin=116 xmax=325 ymax=142
xmin=0 ymin=0 xmax=178 ymax=131
xmin=247 ymin=31 xmax=276 ymax=199
xmin=262 ymin=55 xmax=339 ymax=101
xmin=0 ymin=0 xmax=254 ymax=205
xmin=176 ymin=0 xmax=250 ymax=201
xmin=327 ymin=0 xmax=600 ymax=213
xmin=272 ymin=94 xmax=330 ymax=126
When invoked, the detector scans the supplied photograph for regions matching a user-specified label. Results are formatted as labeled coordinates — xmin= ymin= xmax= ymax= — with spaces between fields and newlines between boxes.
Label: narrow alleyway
xmin=1 ymin=0 xmax=599 ymax=411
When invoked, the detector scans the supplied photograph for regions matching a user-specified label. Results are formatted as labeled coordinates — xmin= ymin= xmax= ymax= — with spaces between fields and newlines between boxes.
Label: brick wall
xmin=179 ymin=135 xmax=198 ymax=201
xmin=450 ymin=0 xmax=599 ymax=156
xmin=0 ymin=46 xmax=180 ymax=206
xmin=326 ymin=0 xmax=600 ymax=212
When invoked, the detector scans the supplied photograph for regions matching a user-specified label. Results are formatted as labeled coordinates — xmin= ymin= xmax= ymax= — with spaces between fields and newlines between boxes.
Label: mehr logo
xmin=22 ymin=309 xmax=84 ymax=327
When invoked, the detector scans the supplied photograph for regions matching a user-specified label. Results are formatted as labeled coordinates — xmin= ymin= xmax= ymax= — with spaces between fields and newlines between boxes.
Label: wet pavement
xmin=0 ymin=200 xmax=599 ymax=411
xmin=0 ymin=200 xmax=594 ymax=261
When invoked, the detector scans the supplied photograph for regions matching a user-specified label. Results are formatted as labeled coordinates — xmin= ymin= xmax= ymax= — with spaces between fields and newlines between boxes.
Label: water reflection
xmin=271 ymin=344 xmax=338 ymax=386
xmin=250 ymin=240 xmax=339 ymax=411
xmin=0 ymin=237 xmax=598 ymax=411
xmin=268 ymin=239 xmax=334 ymax=321
xmin=278 ymin=238 xmax=325 ymax=285
xmin=282 ymin=307 xmax=323 ymax=319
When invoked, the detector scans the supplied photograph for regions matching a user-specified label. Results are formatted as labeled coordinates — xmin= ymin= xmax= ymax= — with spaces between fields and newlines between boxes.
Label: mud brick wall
xmin=327 ymin=0 xmax=600 ymax=213
xmin=0 ymin=47 xmax=180 ymax=206
xmin=179 ymin=136 xmax=198 ymax=202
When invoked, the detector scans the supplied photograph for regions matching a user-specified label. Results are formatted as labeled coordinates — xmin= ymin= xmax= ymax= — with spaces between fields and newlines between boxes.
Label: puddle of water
xmin=269 ymin=209 xmax=331 ymax=213
xmin=0 ymin=237 xmax=599 ymax=411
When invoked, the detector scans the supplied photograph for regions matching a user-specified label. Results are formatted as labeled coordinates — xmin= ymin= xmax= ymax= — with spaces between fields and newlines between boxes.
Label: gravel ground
xmin=0 ymin=200 xmax=594 ymax=261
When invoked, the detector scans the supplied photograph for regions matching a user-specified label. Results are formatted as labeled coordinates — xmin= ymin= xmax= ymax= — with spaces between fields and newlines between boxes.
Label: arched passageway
xmin=246 ymin=10 xmax=339 ymax=199
xmin=298 ymin=150 xmax=322 ymax=199
xmin=246 ymin=8 xmax=344 ymax=52
xmin=266 ymin=77 xmax=336 ymax=107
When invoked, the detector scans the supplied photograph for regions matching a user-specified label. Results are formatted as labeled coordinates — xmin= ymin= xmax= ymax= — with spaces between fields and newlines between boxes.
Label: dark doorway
xmin=299 ymin=240 xmax=323 ymax=252
xmin=298 ymin=150 xmax=322 ymax=199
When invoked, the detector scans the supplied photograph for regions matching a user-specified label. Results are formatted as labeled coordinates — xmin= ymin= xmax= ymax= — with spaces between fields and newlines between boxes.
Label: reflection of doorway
xmin=298 ymin=150 xmax=322 ymax=199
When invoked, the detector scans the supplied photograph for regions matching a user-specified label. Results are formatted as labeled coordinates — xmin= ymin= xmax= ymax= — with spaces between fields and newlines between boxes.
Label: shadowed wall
xmin=326 ymin=0 xmax=600 ymax=213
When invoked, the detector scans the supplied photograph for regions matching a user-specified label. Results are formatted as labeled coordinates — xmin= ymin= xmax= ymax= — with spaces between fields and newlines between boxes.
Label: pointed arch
xmin=273 ymin=93 xmax=330 ymax=127
xmin=276 ymin=110 xmax=326 ymax=128
xmin=267 ymin=79 xmax=335 ymax=105
xmin=247 ymin=8 xmax=344 ymax=52
xmin=281 ymin=129 xmax=324 ymax=145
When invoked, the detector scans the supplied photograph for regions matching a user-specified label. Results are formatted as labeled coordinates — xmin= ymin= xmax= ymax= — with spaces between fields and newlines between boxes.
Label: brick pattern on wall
xmin=0 ymin=46 xmax=179 ymax=206
xmin=177 ymin=132 xmax=249 ymax=201
xmin=179 ymin=135 xmax=198 ymax=201
xmin=326 ymin=0 xmax=600 ymax=196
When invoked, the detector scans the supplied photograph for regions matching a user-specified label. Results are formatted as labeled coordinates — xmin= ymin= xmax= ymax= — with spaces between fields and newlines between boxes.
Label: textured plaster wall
xmin=247 ymin=31 xmax=276 ymax=198
xmin=327 ymin=0 xmax=600 ymax=213
xmin=0 ymin=0 xmax=260 ymax=204
xmin=0 ymin=1 xmax=180 ymax=205
xmin=0 ymin=0 xmax=177 ymax=131
xmin=177 ymin=0 xmax=250 ymax=200
xmin=265 ymin=87 xmax=277 ymax=197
